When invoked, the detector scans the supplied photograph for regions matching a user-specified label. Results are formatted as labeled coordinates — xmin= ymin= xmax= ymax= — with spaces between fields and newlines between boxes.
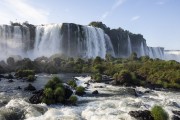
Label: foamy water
xmin=0 ymin=75 xmax=179 ymax=120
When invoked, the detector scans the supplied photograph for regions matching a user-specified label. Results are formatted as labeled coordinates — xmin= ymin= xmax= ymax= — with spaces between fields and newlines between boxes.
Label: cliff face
xmin=0 ymin=22 xmax=164 ymax=60
xmin=89 ymin=22 xmax=164 ymax=58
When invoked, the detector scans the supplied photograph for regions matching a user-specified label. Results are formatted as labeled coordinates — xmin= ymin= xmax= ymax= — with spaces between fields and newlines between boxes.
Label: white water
xmin=165 ymin=50 xmax=180 ymax=62
xmin=0 ymin=76 xmax=177 ymax=120
xmin=127 ymin=35 xmax=132 ymax=56
xmin=0 ymin=24 xmax=180 ymax=62
xmin=0 ymin=24 xmax=113 ymax=60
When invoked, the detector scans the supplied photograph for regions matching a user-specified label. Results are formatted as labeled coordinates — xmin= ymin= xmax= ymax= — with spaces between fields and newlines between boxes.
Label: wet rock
xmin=6 ymin=74 xmax=14 ymax=79
xmin=64 ymin=86 xmax=73 ymax=99
xmin=92 ymin=90 xmax=99 ymax=94
xmin=75 ymin=91 xmax=86 ymax=96
xmin=129 ymin=110 xmax=154 ymax=120
xmin=15 ymin=86 xmax=22 ymax=90
xmin=110 ymin=80 xmax=117 ymax=85
xmin=8 ymin=79 xmax=14 ymax=83
xmin=126 ymin=88 xmax=138 ymax=97
xmin=24 ymin=84 xmax=36 ymax=91
xmin=173 ymin=111 xmax=180 ymax=116
xmin=0 ymin=74 xmax=5 ymax=78
xmin=29 ymin=89 xmax=44 ymax=104
xmin=94 ymin=86 xmax=104 ymax=88
xmin=172 ymin=115 xmax=180 ymax=120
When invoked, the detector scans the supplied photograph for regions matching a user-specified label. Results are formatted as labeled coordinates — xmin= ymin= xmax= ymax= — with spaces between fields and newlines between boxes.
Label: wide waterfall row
xmin=0 ymin=23 xmax=180 ymax=62
xmin=0 ymin=23 xmax=115 ymax=60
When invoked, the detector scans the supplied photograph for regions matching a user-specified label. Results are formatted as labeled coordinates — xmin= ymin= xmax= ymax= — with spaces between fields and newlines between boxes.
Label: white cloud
xmin=131 ymin=16 xmax=140 ymax=21
xmin=100 ymin=0 xmax=127 ymax=20
xmin=0 ymin=0 xmax=49 ymax=25
xmin=112 ymin=0 xmax=127 ymax=10
xmin=101 ymin=12 xmax=110 ymax=20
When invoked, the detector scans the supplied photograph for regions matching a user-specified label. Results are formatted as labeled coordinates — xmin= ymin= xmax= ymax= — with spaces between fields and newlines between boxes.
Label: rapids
xmin=0 ymin=74 xmax=179 ymax=120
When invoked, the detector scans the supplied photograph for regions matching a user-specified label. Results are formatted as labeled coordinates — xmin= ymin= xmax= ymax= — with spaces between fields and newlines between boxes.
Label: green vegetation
xmin=76 ymin=86 xmax=85 ymax=93
xmin=67 ymin=80 xmax=77 ymax=88
xmin=92 ymin=73 xmax=102 ymax=82
xmin=69 ymin=95 xmax=78 ymax=105
xmin=41 ymin=76 xmax=79 ymax=105
xmin=151 ymin=105 xmax=169 ymax=120
xmin=1 ymin=52 xmax=180 ymax=89
xmin=27 ymin=75 xmax=36 ymax=82
xmin=43 ymin=77 xmax=65 ymax=104
xmin=14 ymin=70 xmax=36 ymax=82
xmin=15 ymin=70 xmax=35 ymax=78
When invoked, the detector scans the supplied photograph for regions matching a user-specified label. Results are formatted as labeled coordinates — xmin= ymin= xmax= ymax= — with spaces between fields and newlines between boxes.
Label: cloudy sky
xmin=0 ymin=0 xmax=179 ymax=50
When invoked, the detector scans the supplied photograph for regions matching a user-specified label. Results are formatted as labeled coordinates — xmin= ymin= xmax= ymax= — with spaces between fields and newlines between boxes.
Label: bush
xmin=76 ymin=86 xmax=85 ymax=93
xmin=27 ymin=75 xmax=36 ymax=82
xmin=67 ymin=80 xmax=77 ymax=88
xmin=45 ymin=77 xmax=63 ymax=89
xmin=69 ymin=95 xmax=78 ymax=105
xmin=15 ymin=70 xmax=35 ymax=78
xmin=44 ymin=88 xmax=53 ymax=98
xmin=42 ymin=77 xmax=65 ymax=104
xmin=113 ymin=70 xmax=132 ymax=84
xmin=92 ymin=73 xmax=102 ymax=82
xmin=151 ymin=105 xmax=169 ymax=120
xmin=54 ymin=87 xmax=65 ymax=96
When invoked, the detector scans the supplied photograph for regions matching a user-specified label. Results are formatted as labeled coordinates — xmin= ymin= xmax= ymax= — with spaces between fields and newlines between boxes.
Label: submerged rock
xmin=92 ymin=90 xmax=99 ymax=94
xmin=24 ymin=84 xmax=36 ymax=91
xmin=15 ymin=86 xmax=22 ymax=90
xmin=172 ymin=115 xmax=180 ymax=120
xmin=129 ymin=110 xmax=154 ymax=120
xmin=173 ymin=111 xmax=180 ymax=116
xmin=8 ymin=79 xmax=14 ymax=83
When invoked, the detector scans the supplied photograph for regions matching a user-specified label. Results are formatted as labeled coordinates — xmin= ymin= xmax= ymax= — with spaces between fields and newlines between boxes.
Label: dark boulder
xmin=129 ymin=110 xmax=154 ymax=120
xmin=172 ymin=115 xmax=180 ymax=120
xmin=110 ymin=80 xmax=117 ymax=85
xmin=0 ymin=74 xmax=5 ymax=78
xmin=15 ymin=86 xmax=22 ymax=90
xmin=92 ymin=90 xmax=99 ymax=94
xmin=5 ymin=74 xmax=14 ymax=79
xmin=75 ymin=91 xmax=86 ymax=96
xmin=8 ymin=79 xmax=14 ymax=83
xmin=173 ymin=111 xmax=180 ymax=116
xmin=29 ymin=89 xmax=44 ymax=104
xmin=24 ymin=84 xmax=36 ymax=91
xmin=64 ymin=86 xmax=73 ymax=99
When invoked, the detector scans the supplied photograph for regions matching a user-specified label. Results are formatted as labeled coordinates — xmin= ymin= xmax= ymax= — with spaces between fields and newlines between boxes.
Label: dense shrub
xmin=27 ymin=75 xmax=36 ymax=82
xmin=67 ymin=80 xmax=77 ymax=88
xmin=69 ymin=95 xmax=78 ymax=105
xmin=151 ymin=105 xmax=169 ymax=120
xmin=92 ymin=73 xmax=102 ymax=82
xmin=15 ymin=70 xmax=35 ymax=78
xmin=43 ymin=77 xmax=65 ymax=105
xmin=76 ymin=86 xmax=85 ymax=93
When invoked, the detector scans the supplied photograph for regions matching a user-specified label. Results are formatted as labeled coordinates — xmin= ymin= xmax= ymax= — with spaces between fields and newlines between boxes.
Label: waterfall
xmin=0 ymin=23 xmax=115 ymax=60
xmin=33 ymin=24 xmax=62 ymax=58
xmin=127 ymin=35 xmax=132 ymax=56
xmin=0 ymin=23 xmax=179 ymax=62
xmin=83 ymin=26 xmax=107 ymax=58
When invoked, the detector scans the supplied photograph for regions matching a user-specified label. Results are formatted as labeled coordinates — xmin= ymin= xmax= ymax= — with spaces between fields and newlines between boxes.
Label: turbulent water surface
xmin=0 ymin=74 xmax=179 ymax=120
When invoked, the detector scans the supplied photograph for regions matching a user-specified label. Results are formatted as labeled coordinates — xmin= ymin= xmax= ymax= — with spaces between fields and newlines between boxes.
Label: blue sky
xmin=0 ymin=0 xmax=179 ymax=50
